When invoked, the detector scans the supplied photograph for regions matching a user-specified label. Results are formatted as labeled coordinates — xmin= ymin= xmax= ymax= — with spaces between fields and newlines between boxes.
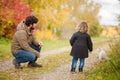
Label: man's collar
xmin=24 ymin=24 xmax=32 ymax=36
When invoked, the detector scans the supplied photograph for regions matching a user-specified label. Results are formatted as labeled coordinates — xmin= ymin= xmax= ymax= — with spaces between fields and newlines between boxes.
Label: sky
xmin=93 ymin=0 xmax=120 ymax=26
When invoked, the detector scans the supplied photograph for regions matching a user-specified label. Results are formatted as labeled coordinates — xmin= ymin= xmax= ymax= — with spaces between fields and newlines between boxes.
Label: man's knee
xmin=28 ymin=53 xmax=36 ymax=61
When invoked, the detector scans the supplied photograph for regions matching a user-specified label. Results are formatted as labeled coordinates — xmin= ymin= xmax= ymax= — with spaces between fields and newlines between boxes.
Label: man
xmin=11 ymin=16 xmax=43 ymax=69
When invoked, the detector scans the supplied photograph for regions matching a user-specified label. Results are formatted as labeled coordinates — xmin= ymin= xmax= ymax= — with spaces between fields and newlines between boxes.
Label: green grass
xmin=88 ymin=62 xmax=119 ymax=80
xmin=85 ymin=52 xmax=120 ymax=80
xmin=0 ymin=37 xmax=110 ymax=80
xmin=0 ymin=37 xmax=106 ymax=60
xmin=0 ymin=38 xmax=69 ymax=60
xmin=92 ymin=36 xmax=108 ymax=41
xmin=0 ymin=36 xmax=109 ymax=60
xmin=73 ymin=38 xmax=120 ymax=80
xmin=0 ymin=36 xmax=112 ymax=60
xmin=41 ymin=39 xmax=69 ymax=51
xmin=0 ymin=51 xmax=72 ymax=80
xmin=0 ymin=38 xmax=12 ymax=60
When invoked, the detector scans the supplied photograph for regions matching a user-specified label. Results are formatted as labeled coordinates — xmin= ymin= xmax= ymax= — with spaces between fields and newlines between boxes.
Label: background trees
xmin=65 ymin=0 xmax=102 ymax=37
xmin=0 ymin=0 xmax=103 ymax=39
xmin=0 ymin=0 xmax=31 ymax=38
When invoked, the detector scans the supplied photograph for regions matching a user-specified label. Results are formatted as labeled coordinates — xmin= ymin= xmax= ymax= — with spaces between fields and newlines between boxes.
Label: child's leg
xmin=79 ymin=58 xmax=85 ymax=72
xmin=71 ymin=57 xmax=78 ymax=72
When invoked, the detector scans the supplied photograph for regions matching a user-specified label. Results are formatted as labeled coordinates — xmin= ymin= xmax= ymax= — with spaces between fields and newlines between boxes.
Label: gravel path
xmin=0 ymin=39 xmax=110 ymax=80
xmin=31 ymin=44 xmax=109 ymax=80
xmin=0 ymin=39 xmax=109 ymax=72
xmin=0 ymin=46 xmax=70 ymax=72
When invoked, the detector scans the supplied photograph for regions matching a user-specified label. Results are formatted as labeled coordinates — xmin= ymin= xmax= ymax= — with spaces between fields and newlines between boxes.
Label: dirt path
xmin=0 ymin=39 xmax=108 ymax=72
xmin=0 ymin=46 xmax=71 ymax=72
xmin=31 ymin=44 xmax=109 ymax=80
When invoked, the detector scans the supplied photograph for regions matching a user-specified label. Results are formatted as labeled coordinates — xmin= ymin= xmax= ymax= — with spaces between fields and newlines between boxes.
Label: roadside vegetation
xmin=0 ymin=38 xmax=69 ymax=60
xmin=73 ymin=37 xmax=120 ymax=80
xmin=0 ymin=51 xmax=71 ymax=80
xmin=0 ymin=37 xmax=110 ymax=80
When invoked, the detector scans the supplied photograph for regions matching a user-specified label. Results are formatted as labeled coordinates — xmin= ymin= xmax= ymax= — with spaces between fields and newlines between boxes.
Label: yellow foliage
xmin=101 ymin=27 xmax=118 ymax=37
xmin=35 ymin=30 xmax=57 ymax=40
xmin=108 ymin=27 xmax=117 ymax=34
xmin=96 ymin=75 xmax=103 ymax=80
xmin=68 ymin=0 xmax=100 ymax=28
xmin=115 ymin=26 xmax=120 ymax=35
xmin=55 ymin=9 xmax=70 ymax=25
xmin=35 ymin=6 xmax=70 ymax=30
xmin=24 ymin=0 xmax=70 ymax=30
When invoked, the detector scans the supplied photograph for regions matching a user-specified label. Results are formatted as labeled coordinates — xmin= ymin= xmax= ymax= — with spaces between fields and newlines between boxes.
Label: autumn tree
xmin=0 ymin=0 xmax=103 ymax=39
xmin=67 ymin=0 xmax=102 ymax=37
xmin=24 ymin=0 xmax=69 ymax=28
xmin=0 ymin=0 xmax=31 ymax=38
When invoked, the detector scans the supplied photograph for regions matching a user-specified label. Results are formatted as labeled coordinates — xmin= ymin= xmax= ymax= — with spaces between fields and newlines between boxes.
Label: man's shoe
xmin=12 ymin=59 xmax=22 ymax=69
xmin=28 ymin=63 xmax=42 ymax=68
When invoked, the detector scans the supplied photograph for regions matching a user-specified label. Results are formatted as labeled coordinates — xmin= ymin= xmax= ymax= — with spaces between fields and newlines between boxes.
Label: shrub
xmin=89 ymin=23 xmax=103 ymax=37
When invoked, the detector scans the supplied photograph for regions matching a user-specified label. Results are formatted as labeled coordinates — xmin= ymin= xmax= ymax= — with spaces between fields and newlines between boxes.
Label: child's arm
xmin=70 ymin=33 xmax=76 ymax=46
xmin=87 ymin=35 xmax=93 ymax=51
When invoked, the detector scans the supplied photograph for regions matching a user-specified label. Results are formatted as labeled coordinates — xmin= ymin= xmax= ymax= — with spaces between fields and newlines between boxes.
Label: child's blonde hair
xmin=76 ymin=21 xmax=88 ymax=33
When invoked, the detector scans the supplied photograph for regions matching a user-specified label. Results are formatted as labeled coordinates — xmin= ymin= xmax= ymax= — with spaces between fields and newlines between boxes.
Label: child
xmin=70 ymin=21 xmax=93 ymax=73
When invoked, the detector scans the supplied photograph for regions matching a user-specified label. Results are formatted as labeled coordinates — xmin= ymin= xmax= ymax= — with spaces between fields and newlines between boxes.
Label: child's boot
xmin=79 ymin=68 xmax=83 ymax=72
xmin=71 ymin=68 xmax=75 ymax=73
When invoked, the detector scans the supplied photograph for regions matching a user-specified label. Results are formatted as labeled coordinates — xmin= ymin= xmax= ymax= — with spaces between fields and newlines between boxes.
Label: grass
xmin=0 ymin=36 xmax=109 ymax=60
xmin=0 ymin=38 xmax=12 ymax=60
xmin=87 ymin=61 xmax=119 ymax=80
xmin=84 ymin=52 xmax=120 ymax=80
xmin=0 ymin=51 xmax=72 ymax=80
xmin=41 ymin=39 xmax=69 ymax=51
xmin=92 ymin=36 xmax=108 ymax=41
xmin=73 ymin=38 xmax=120 ymax=80
xmin=0 ymin=37 xmax=110 ymax=80
xmin=0 ymin=38 xmax=69 ymax=60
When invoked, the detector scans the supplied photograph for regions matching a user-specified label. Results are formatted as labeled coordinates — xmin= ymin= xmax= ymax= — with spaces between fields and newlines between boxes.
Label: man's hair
xmin=25 ymin=16 xmax=38 ymax=26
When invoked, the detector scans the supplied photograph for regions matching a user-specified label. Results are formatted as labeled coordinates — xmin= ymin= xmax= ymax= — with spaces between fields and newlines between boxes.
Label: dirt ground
xmin=29 ymin=44 xmax=109 ymax=80
xmin=0 ymin=40 xmax=110 ymax=80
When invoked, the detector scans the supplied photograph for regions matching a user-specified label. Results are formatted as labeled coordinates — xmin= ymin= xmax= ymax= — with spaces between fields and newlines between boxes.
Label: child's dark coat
xmin=70 ymin=31 xmax=93 ymax=58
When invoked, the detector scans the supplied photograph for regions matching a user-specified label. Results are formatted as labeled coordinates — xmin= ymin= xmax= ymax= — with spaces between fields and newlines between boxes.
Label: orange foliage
xmin=35 ymin=30 xmax=58 ymax=40
xmin=101 ymin=27 xmax=118 ymax=37
xmin=0 ymin=0 xmax=31 ymax=38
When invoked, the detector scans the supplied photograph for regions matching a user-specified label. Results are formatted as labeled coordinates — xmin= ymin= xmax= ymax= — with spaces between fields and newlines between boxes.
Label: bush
xmin=0 ymin=0 xmax=31 ymax=39
xmin=91 ymin=38 xmax=120 ymax=80
xmin=89 ymin=23 xmax=103 ymax=37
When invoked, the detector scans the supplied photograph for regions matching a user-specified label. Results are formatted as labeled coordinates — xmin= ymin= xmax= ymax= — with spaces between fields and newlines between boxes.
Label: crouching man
xmin=11 ymin=16 xmax=43 ymax=69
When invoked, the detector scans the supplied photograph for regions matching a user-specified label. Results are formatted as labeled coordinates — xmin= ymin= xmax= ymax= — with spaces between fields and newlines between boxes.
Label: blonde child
xmin=70 ymin=21 xmax=93 ymax=73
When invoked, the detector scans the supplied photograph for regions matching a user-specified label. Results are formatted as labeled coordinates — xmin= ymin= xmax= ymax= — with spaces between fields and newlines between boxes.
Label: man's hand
xmin=38 ymin=42 xmax=43 ymax=47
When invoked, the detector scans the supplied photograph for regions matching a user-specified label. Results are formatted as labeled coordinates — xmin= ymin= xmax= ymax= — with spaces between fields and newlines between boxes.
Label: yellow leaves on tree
xmin=101 ymin=27 xmax=118 ymax=37
xmin=22 ymin=0 xmax=103 ymax=38
xmin=23 ymin=0 xmax=70 ymax=29
xmin=35 ymin=30 xmax=57 ymax=40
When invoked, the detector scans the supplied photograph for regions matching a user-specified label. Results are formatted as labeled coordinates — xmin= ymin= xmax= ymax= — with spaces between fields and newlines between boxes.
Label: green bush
xmin=89 ymin=23 xmax=103 ymax=37
xmin=89 ymin=39 xmax=120 ymax=80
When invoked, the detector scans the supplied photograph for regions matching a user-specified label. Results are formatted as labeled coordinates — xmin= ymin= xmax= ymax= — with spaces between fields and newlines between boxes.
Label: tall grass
xmin=87 ymin=38 xmax=120 ymax=80
xmin=72 ymin=37 xmax=120 ymax=80
xmin=0 ymin=38 xmax=12 ymax=60
xmin=108 ymin=39 xmax=120 ymax=80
